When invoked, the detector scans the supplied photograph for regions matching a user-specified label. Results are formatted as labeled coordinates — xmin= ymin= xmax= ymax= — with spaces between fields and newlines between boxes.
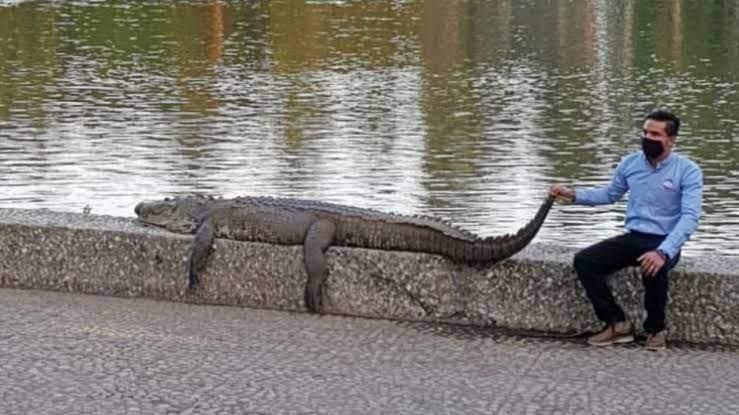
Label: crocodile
xmin=134 ymin=194 xmax=555 ymax=313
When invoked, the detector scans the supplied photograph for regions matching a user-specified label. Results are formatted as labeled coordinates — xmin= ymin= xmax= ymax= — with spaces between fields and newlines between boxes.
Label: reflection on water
xmin=1 ymin=0 xmax=738 ymax=256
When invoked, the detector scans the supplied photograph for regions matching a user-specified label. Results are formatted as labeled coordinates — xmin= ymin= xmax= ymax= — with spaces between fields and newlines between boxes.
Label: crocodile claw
xmin=188 ymin=267 xmax=200 ymax=290
xmin=305 ymin=282 xmax=322 ymax=314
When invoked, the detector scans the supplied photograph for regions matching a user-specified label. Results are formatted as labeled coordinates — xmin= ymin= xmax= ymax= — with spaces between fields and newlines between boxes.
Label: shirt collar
xmin=641 ymin=151 xmax=675 ymax=169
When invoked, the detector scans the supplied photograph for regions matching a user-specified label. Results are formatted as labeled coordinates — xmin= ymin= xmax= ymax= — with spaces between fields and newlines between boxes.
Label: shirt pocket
xmin=653 ymin=176 xmax=681 ymax=216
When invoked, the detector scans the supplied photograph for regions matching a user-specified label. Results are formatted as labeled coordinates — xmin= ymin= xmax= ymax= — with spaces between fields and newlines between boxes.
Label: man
xmin=550 ymin=109 xmax=703 ymax=350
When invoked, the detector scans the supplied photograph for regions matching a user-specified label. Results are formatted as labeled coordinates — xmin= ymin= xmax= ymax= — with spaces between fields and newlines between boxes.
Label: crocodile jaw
xmin=134 ymin=199 xmax=198 ymax=233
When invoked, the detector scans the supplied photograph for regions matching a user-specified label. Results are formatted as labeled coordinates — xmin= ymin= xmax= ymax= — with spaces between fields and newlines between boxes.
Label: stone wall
xmin=1 ymin=208 xmax=737 ymax=345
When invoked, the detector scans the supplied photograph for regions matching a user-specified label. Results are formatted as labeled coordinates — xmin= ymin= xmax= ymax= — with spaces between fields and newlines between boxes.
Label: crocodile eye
xmin=164 ymin=197 xmax=171 ymax=201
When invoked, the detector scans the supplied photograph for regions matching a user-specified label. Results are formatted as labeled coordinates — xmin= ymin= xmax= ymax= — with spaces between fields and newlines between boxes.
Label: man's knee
xmin=643 ymin=266 xmax=670 ymax=285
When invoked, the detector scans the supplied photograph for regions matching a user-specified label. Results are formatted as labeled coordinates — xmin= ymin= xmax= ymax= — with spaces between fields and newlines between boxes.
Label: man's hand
xmin=549 ymin=184 xmax=575 ymax=203
xmin=638 ymin=250 xmax=666 ymax=277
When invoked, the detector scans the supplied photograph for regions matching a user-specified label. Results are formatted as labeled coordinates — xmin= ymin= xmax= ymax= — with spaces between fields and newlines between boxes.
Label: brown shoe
xmin=587 ymin=321 xmax=634 ymax=346
xmin=646 ymin=330 xmax=667 ymax=351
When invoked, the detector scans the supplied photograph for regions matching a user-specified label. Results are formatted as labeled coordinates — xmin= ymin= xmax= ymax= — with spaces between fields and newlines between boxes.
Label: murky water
xmin=1 ymin=0 xmax=738 ymax=256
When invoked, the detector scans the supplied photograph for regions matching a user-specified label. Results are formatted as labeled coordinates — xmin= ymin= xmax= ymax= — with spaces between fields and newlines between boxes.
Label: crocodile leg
xmin=303 ymin=219 xmax=336 ymax=314
xmin=187 ymin=218 xmax=216 ymax=289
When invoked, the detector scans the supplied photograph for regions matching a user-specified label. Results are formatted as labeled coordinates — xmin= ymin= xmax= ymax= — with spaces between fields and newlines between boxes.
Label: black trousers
xmin=573 ymin=231 xmax=680 ymax=334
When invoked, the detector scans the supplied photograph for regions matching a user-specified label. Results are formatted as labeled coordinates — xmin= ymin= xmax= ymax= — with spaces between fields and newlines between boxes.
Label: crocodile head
xmin=134 ymin=195 xmax=214 ymax=233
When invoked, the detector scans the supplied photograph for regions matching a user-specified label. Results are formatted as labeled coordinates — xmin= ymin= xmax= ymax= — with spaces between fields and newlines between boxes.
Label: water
xmin=1 ymin=0 xmax=738 ymax=256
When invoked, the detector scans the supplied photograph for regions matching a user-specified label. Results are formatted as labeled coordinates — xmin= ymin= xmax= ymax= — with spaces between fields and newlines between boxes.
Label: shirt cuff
xmin=573 ymin=189 xmax=583 ymax=204
xmin=656 ymin=249 xmax=669 ymax=261
xmin=656 ymin=244 xmax=676 ymax=260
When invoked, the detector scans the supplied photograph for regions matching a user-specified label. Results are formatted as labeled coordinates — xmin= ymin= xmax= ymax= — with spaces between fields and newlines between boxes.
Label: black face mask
xmin=641 ymin=136 xmax=664 ymax=159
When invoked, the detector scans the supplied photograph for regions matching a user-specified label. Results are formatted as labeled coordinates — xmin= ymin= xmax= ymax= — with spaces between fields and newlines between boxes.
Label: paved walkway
xmin=1 ymin=289 xmax=737 ymax=415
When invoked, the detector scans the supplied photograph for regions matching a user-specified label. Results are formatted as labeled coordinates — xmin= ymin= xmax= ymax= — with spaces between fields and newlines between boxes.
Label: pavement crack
xmin=369 ymin=273 xmax=437 ymax=316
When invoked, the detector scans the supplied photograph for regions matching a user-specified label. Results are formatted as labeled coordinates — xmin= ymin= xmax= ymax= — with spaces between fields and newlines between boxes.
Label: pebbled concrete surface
xmin=1 ymin=289 xmax=737 ymax=415
xmin=1 ymin=208 xmax=738 ymax=345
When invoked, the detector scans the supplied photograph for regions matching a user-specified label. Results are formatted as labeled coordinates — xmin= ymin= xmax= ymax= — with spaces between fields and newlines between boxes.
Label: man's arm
xmin=572 ymin=159 xmax=629 ymax=205
xmin=657 ymin=165 xmax=703 ymax=259
xmin=550 ymin=159 xmax=629 ymax=204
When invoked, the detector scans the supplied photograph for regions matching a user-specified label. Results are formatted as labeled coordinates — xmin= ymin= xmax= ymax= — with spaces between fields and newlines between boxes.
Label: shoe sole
xmin=646 ymin=344 xmax=666 ymax=351
xmin=588 ymin=335 xmax=635 ymax=347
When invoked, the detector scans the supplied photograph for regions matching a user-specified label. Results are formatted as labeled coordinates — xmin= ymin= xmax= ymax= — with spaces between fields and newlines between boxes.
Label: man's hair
xmin=645 ymin=109 xmax=680 ymax=137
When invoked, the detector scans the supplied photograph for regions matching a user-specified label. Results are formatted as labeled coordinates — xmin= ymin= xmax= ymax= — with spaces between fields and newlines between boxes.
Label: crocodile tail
xmin=472 ymin=194 xmax=555 ymax=263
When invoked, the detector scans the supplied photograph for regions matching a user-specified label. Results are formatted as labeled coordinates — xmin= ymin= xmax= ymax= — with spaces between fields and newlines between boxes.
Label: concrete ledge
xmin=1 ymin=208 xmax=737 ymax=345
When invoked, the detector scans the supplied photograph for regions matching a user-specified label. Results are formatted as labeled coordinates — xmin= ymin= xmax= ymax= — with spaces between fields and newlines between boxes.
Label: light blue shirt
xmin=574 ymin=151 xmax=703 ymax=259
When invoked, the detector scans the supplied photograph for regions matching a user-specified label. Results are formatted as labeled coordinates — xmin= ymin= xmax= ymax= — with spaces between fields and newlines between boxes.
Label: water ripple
xmin=1 ymin=0 xmax=738 ymax=256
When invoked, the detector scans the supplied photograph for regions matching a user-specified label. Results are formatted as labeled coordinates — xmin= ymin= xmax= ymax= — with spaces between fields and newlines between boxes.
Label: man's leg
xmin=573 ymin=233 xmax=643 ymax=326
xmin=642 ymin=252 xmax=680 ymax=335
